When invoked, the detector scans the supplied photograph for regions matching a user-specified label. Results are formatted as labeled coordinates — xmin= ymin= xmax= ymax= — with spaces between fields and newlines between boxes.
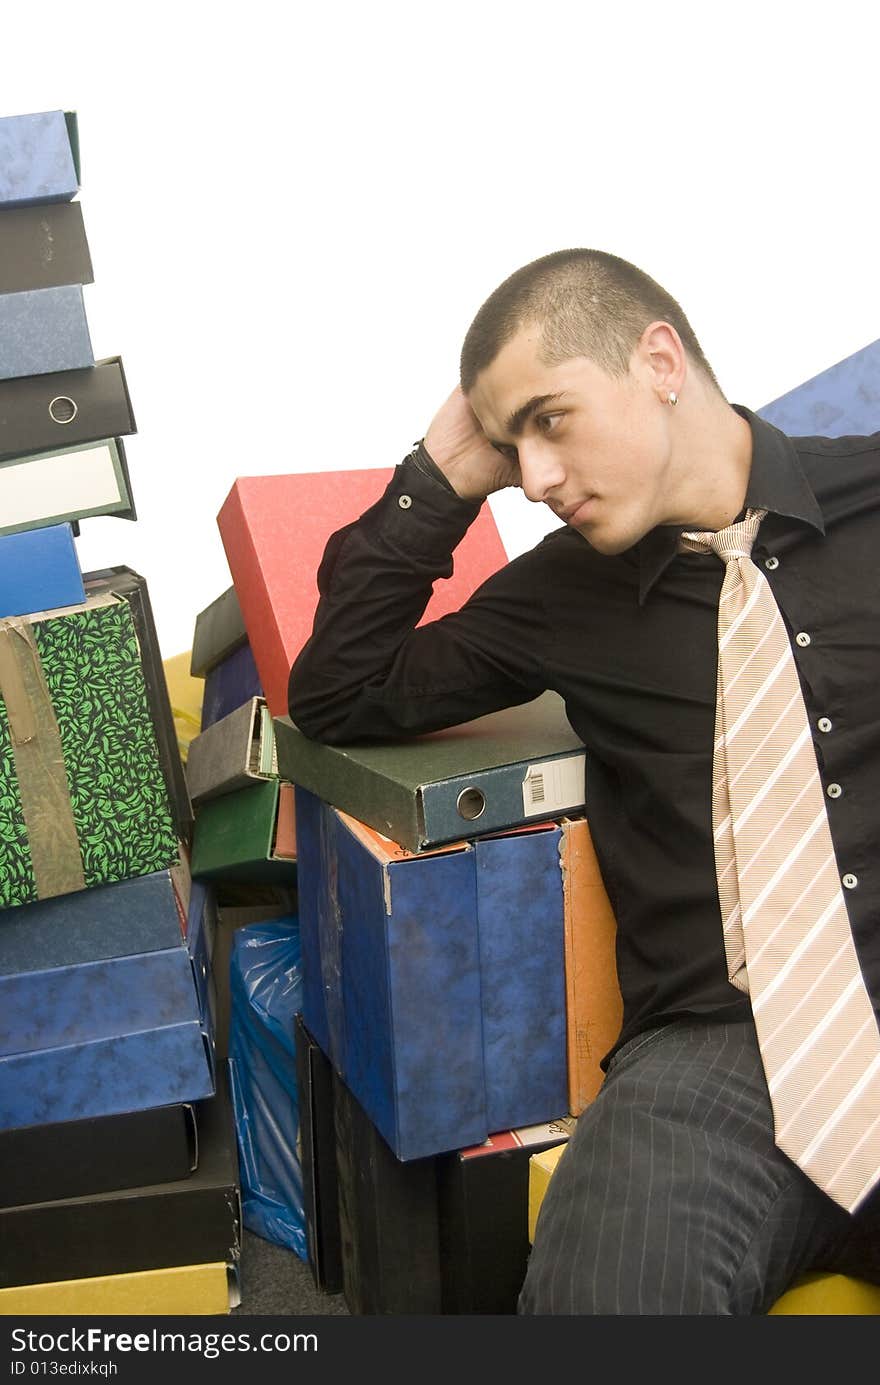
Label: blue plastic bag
xmin=228 ymin=917 xmax=307 ymax=1258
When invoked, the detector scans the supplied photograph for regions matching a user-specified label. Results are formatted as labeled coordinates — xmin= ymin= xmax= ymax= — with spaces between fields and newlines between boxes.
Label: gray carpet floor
xmin=232 ymin=1230 xmax=349 ymax=1316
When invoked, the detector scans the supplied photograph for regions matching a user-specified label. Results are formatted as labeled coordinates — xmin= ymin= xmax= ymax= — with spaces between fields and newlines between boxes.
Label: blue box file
xmin=186 ymin=879 xmax=218 ymax=1025
xmin=759 ymin=337 xmax=880 ymax=437
xmin=0 ymin=1023 xmax=215 ymax=1132
xmin=475 ymin=832 xmax=568 ymax=1132
xmin=0 ymin=866 xmax=187 ymax=976
xmin=0 ymin=867 xmax=216 ymax=1132
xmin=201 ymin=640 xmax=263 ymax=729
xmin=0 ymin=522 xmax=84 ymax=618
xmin=0 ymin=110 xmax=79 ymax=207
xmin=0 ymin=946 xmax=202 ymax=1056
xmin=296 ymin=787 xmax=486 ymax=1160
xmin=0 ymin=285 xmax=94 ymax=381
xmin=295 ymin=787 xmax=568 ymax=1160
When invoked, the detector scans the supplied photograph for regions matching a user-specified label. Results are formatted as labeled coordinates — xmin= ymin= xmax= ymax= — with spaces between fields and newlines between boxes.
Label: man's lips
xmin=554 ymin=497 xmax=596 ymax=524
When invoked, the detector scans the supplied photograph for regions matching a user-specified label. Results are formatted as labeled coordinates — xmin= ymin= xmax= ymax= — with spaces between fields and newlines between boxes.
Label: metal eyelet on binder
xmin=456 ymin=787 xmax=486 ymax=821
xmin=48 ymin=396 xmax=78 ymax=424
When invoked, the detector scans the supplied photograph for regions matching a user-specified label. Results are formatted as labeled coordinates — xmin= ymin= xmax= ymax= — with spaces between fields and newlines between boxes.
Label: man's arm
xmin=287 ymin=396 xmax=545 ymax=744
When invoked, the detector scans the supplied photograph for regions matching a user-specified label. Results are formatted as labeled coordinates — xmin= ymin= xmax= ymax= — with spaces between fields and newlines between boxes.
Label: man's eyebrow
xmin=504 ymin=392 xmax=567 ymax=437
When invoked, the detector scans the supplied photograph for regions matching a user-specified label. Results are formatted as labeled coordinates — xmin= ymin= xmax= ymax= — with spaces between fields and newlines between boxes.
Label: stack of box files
xmin=182 ymin=594 xmax=304 ymax=1264
xmin=187 ymin=462 xmax=516 ymax=894
xmin=0 ymin=108 xmax=239 ymax=1314
xmin=195 ymin=464 xmax=523 ymax=879
xmin=185 ymin=575 xmax=316 ymax=1115
xmin=186 ymin=585 xmax=297 ymax=888
xmin=208 ymin=458 xmax=625 ymax=1309
xmin=190 ymin=583 xmax=260 ymax=729
xmin=182 ymin=588 xmax=300 ymax=1270
xmin=285 ymin=771 xmax=626 ymax=1310
xmin=275 ymin=693 xmax=626 ymax=1136
xmin=295 ymin=1012 xmax=576 ymax=1312
xmin=0 ymin=115 xmax=137 ymax=539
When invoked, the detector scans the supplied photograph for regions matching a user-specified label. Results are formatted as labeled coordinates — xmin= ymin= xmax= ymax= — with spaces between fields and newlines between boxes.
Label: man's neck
xmin=671 ymin=392 xmax=754 ymax=533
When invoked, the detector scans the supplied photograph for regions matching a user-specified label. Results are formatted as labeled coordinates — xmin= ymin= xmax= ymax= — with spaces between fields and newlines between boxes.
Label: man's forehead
xmin=469 ymin=338 xmax=602 ymax=440
xmin=467 ymin=330 xmax=549 ymax=427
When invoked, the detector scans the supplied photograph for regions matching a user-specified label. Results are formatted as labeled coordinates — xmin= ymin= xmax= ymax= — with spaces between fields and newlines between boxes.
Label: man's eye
xmin=495 ymin=444 xmax=518 ymax=463
xmin=538 ymin=413 xmax=563 ymax=434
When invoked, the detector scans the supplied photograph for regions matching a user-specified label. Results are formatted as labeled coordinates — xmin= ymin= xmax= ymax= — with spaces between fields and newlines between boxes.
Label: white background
xmin=4 ymin=0 xmax=879 ymax=659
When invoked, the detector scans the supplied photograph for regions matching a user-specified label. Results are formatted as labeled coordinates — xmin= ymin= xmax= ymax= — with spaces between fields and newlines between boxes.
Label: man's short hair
xmin=459 ymin=248 xmax=721 ymax=394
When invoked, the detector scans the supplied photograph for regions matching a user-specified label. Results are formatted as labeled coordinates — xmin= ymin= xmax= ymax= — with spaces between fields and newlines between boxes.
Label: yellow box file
xmin=528 ymin=1142 xmax=567 ymax=1245
xmin=769 ymin=1272 xmax=880 ymax=1315
xmin=0 ymin=1262 xmax=234 ymax=1316
xmin=162 ymin=649 xmax=204 ymax=764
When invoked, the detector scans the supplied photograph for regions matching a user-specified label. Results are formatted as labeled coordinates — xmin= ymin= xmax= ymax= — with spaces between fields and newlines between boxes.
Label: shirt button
xmin=842 ymin=873 xmax=858 ymax=890
xmin=826 ymin=783 xmax=843 ymax=799
xmin=764 ymin=556 xmax=779 ymax=570
xmin=398 ymin=494 xmax=413 ymax=510
xmin=817 ymin=717 xmax=833 ymax=733
xmin=795 ymin=632 xmax=811 ymax=647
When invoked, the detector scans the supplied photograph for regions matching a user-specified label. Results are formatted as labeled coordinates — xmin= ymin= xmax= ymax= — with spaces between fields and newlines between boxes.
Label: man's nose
xmin=517 ymin=444 xmax=565 ymax=504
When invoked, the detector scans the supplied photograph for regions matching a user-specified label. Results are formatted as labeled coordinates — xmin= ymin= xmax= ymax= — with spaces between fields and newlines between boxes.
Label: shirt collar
xmin=636 ymin=404 xmax=825 ymax=604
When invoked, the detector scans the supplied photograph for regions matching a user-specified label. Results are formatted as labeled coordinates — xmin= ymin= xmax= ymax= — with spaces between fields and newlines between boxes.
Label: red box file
xmin=216 ymin=468 xmax=509 ymax=716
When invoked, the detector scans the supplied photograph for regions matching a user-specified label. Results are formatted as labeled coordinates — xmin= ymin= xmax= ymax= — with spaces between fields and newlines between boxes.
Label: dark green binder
xmin=274 ymin=691 xmax=585 ymax=852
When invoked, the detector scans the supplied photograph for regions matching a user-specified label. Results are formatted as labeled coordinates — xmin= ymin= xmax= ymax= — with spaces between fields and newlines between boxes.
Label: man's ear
xmin=636 ymin=321 xmax=687 ymax=402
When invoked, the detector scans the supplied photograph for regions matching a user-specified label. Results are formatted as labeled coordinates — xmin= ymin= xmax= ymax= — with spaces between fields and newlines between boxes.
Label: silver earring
xmin=667 ymin=390 xmax=678 ymax=406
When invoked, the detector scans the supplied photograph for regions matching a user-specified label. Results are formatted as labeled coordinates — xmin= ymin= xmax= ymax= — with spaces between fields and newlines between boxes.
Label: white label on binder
xmin=0 ymin=443 xmax=121 ymax=525
xmin=521 ymin=752 xmax=586 ymax=817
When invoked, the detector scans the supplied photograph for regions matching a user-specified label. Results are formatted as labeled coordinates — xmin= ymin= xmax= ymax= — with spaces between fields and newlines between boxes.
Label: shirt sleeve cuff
xmin=408 ymin=439 xmax=457 ymax=494
xmin=363 ymin=451 xmax=483 ymax=554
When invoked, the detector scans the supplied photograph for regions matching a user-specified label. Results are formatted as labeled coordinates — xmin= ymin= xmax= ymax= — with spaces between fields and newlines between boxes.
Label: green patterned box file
xmin=0 ymin=591 xmax=180 ymax=909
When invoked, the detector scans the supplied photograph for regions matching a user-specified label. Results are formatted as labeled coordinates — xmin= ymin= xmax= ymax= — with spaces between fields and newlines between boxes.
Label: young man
xmin=288 ymin=249 xmax=880 ymax=1314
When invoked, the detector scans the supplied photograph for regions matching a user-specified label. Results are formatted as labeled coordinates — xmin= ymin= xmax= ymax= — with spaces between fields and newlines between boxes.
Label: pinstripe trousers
xmin=519 ymin=1018 xmax=880 ymax=1315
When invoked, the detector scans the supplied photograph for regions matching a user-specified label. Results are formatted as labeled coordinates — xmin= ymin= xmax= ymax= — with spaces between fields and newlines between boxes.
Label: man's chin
xmin=572 ymin=522 xmax=634 ymax=557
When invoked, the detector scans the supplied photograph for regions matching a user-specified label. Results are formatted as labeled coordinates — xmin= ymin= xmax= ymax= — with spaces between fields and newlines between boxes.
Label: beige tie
xmin=680 ymin=507 xmax=880 ymax=1213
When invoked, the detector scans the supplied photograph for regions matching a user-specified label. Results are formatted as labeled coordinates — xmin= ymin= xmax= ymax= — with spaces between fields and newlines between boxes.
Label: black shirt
xmin=288 ymin=407 xmax=880 ymax=1066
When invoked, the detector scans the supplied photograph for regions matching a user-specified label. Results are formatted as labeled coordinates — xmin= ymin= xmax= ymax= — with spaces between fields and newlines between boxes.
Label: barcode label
xmin=522 ymin=752 xmax=585 ymax=817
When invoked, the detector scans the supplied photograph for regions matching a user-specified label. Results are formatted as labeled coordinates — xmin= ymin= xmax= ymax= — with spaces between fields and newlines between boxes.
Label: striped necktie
xmin=680 ymin=507 xmax=880 ymax=1213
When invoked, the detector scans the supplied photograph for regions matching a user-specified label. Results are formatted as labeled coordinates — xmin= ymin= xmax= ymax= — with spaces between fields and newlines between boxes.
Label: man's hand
xmin=424 ymin=386 xmax=520 ymax=501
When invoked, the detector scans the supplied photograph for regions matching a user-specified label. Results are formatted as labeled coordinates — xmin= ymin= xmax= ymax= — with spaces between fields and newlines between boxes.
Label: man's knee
xmin=518 ymin=1214 xmax=733 ymax=1315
